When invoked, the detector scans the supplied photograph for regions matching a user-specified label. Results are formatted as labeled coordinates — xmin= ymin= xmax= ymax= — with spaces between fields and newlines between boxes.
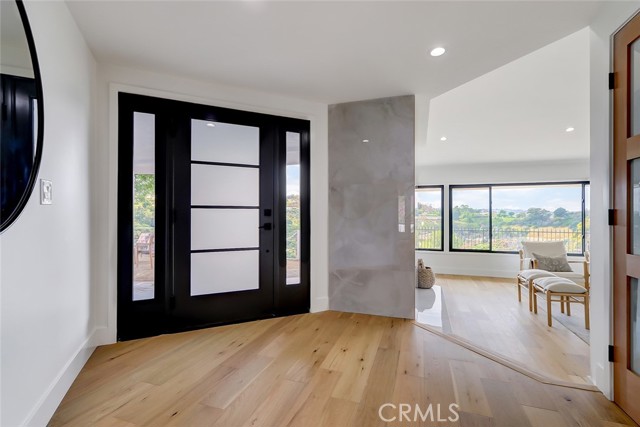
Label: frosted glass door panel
xmin=191 ymin=164 xmax=259 ymax=206
xmin=191 ymin=251 xmax=259 ymax=296
xmin=191 ymin=209 xmax=259 ymax=250
xmin=191 ymin=119 xmax=259 ymax=165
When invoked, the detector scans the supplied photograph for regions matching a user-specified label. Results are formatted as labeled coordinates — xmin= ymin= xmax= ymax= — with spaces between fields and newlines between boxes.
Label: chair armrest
xmin=520 ymin=257 xmax=533 ymax=270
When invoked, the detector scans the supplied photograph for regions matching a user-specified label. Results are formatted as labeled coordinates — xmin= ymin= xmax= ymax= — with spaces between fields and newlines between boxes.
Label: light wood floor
xmin=50 ymin=311 xmax=636 ymax=427
xmin=418 ymin=275 xmax=592 ymax=385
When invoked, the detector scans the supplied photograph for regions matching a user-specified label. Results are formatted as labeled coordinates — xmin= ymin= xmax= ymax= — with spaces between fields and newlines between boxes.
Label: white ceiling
xmin=66 ymin=1 xmax=613 ymax=104
xmin=417 ymin=27 xmax=590 ymax=166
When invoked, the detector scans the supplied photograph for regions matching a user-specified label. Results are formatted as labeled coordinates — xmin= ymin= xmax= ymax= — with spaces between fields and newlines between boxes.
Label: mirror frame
xmin=1 ymin=0 xmax=45 ymax=233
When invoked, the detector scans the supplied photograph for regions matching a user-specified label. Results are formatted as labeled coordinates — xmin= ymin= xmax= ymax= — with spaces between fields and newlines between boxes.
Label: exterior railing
xmin=415 ymin=227 xmax=442 ymax=250
xmin=416 ymin=226 xmax=589 ymax=253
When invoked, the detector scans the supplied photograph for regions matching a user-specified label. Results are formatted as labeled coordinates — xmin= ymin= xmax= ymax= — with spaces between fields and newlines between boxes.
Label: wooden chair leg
xmin=517 ymin=279 xmax=522 ymax=302
xmin=566 ymin=298 xmax=571 ymax=316
xmin=584 ymin=294 xmax=590 ymax=330
xmin=560 ymin=296 xmax=565 ymax=314
xmin=533 ymin=291 xmax=538 ymax=314
xmin=546 ymin=293 xmax=553 ymax=327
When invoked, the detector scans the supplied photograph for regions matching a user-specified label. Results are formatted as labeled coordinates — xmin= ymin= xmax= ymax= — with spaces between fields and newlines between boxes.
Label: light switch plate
xmin=40 ymin=179 xmax=52 ymax=205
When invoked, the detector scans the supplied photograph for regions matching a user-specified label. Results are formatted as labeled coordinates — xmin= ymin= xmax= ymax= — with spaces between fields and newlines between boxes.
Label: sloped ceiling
xmin=417 ymin=28 xmax=590 ymax=167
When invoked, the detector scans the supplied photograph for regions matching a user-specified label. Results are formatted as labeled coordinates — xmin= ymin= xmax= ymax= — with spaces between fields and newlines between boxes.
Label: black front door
xmin=117 ymin=93 xmax=310 ymax=340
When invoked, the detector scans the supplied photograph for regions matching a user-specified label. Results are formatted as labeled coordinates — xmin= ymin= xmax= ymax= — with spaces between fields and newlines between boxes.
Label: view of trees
xmin=134 ymin=174 xmax=155 ymax=239
xmin=415 ymin=200 xmax=442 ymax=249
xmin=451 ymin=205 xmax=587 ymax=252
xmin=286 ymin=194 xmax=300 ymax=259
xmin=415 ymin=185 xmax=590 ymax=253
xmin=452 ymin=206 xmax=584 ymax=230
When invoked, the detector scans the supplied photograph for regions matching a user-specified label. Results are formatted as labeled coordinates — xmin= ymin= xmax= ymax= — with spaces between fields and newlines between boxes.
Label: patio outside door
xmin=117 ymin=93 xmax=310 ymax=340
xmin=613 ymin=11 xmax=640 ymax=424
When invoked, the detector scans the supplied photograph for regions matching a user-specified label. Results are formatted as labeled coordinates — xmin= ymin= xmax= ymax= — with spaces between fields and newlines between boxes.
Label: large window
xmin=450 ymin=182 xmax=590 ymax=254
xmin=415 ymin=186 xmax=444 ymax=250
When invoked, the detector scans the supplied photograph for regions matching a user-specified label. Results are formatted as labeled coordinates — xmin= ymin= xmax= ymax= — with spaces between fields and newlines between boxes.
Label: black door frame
xmin=117 ymin=93 xmax=310 ymax=341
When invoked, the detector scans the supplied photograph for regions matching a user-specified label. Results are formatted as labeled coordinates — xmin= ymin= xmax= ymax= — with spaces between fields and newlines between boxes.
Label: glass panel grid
xmin=189 ymin=120 xmax=261 ymax=296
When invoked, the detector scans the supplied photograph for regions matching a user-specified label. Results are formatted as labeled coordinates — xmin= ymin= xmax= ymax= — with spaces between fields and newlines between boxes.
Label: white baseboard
xmin=311 ymin=296 xmax=329 ymax=312
xmin=430 ymin=266 xmax=516 ymax=278
xmin=91 ymin=325 xmax=116 ymax=347
xmin=22 ymin=328 xmax=101 ymax=427
xmin=593 ymin=362 xmax=613 ymax=400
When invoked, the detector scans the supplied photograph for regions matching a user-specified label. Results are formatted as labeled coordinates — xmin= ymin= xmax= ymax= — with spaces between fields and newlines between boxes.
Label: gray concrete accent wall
xmin=328 ymin=95 xmax=415 ymax=319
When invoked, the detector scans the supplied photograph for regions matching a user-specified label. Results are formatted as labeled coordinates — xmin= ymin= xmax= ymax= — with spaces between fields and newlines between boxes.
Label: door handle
xmin=259 ymin=223 xmax=272 ymax=230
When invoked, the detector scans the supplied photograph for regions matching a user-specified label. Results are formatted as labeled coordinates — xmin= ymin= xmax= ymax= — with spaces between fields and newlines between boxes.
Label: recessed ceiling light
xmin=440 ymin=136 xmax=447 ymax=141
xmin=565 ymin=127 xmax=575 ymax=132
xmin=362 ymin=139 xmax=370 ymax=143
xmin=206 ymin=122 xmax=216 ymax=128
xmin=430 ymin=47 xmax=446 ymax=57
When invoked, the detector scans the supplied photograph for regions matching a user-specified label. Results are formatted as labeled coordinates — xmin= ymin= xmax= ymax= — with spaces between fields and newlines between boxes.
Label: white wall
xmin=92 ymin=64 xmax=329 ymax=342
xmin=588 ymin=2 xmax=639 ymax=400
xmin=0 ymin=1 xmax=98 ymax=426
xmin=415 ymin=159 xmax=590 ymax=278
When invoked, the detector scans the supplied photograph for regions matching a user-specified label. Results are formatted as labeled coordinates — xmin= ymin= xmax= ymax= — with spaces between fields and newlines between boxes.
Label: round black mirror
xmin=1 ymin=0 xmax=44 ymax=232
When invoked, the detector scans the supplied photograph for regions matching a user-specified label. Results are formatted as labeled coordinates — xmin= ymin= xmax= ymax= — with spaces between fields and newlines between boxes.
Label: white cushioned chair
xmin=519 ymin=241 xmax=589 ymax=287
xmin=517 ymin=241 xmax=590 ymax=329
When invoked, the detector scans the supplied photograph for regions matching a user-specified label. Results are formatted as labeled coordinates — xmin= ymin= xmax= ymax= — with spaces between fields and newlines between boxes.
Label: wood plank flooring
xmin=420 ymin=275 xmax=591 ymax=385
xmin=50 ymin=311 xmax=636 ymax=427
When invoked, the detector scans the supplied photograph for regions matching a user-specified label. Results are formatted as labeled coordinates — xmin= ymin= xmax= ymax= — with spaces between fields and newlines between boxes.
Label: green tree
xmin=524 ymin=208 xmax=551 ymax=227
xmin=286 ymin=194 xmax=300 ymax=258
xmin=134 ymin=174 xmax=155 ymax=238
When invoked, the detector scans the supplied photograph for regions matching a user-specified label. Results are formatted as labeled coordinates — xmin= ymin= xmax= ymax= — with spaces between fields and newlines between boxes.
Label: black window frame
xmin=449 ymin=181 xmax=590 ymax=256
xmin=415 ymin=185 xmax=445 ymax=252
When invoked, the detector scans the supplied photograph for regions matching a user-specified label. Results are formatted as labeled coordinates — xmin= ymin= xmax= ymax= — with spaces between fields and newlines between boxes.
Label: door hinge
xmin=609 ymin=72 xmax=615 ymax=90
xmin=609 ymin=345 xmax=615 ymax=362
xmin=608 ymin=209 xmax=615 ymax=226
